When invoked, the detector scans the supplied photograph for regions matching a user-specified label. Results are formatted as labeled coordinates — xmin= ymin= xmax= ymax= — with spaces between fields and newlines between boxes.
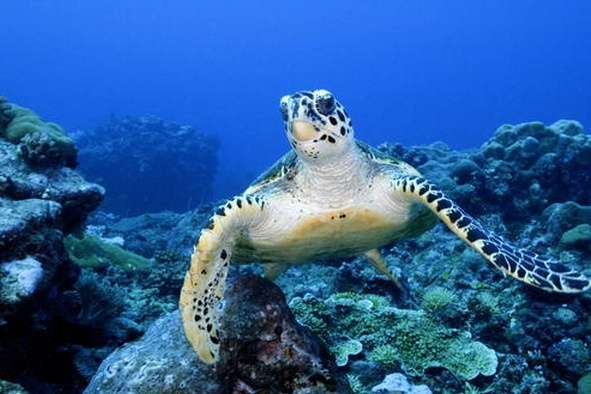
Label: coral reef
xmin=378 ymin=120 xmax=591 ymax=219
xmin=74 ymin=115 xmax=219 ymax=215
xmin=79 ymin=119 xmax=591 ymax=394
xmin=290 ymin=292 xmax=498 ymax=381
xmin=0 ymin=98 xmax=77 ymax=167
xmin=0 ymin=98 xmax=107 ymax=392
xmin=87 ymin=203 xmax=213 ymax=257
xmin=85 ymin=275 xmax=352 ymax=394
xmin=4 ymin=116 xmax=589 ymax=393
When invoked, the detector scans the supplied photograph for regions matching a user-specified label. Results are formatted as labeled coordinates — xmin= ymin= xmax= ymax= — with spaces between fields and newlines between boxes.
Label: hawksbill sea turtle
xmin=180 ymin=89 xmax=591 ymax=364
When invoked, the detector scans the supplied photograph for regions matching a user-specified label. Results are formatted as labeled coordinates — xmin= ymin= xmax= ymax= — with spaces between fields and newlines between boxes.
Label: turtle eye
xmin=316 ymin=94 xmax=336 ymax=116
xmin=280 ymin=101 xmax=289 ymax=121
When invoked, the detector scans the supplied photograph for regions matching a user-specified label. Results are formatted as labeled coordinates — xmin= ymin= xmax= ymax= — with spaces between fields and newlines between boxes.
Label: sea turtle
xmin=180 ymin=89 xmax=591 ymax=364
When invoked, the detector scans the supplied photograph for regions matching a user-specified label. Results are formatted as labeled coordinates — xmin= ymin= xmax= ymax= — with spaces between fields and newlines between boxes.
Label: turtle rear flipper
xmin=392 ymin=175 xmax=591 ymax=293
xmin=180 ymin=195 xmax=267 ymax=364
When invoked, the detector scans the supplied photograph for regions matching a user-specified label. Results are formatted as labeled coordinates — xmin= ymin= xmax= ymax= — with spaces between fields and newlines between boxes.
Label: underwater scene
xmin=1 ymin=2 xmax=591 ymax=394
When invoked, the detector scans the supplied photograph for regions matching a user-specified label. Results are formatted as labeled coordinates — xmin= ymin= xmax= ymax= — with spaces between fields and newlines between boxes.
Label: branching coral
xmin=290 ymin=292 xmax=498 ymax=381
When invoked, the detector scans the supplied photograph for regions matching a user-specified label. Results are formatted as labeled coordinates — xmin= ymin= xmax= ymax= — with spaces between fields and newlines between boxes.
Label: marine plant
xmin=64 ymin=234 xmax=151 ymax=270
xmin=74 ymin=270 xmax=126 ymax=327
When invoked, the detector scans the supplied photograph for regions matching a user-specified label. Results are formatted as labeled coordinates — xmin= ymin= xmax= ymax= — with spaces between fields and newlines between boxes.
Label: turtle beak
xmin=291 ymin=120 xmax=317 ymax=141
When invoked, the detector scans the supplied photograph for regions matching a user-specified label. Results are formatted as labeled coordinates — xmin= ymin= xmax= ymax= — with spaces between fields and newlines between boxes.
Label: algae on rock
xmin=64 ymin=234 xmax=151 ymax=270
xmin=0 ymin=101 xmax=77 ymax=167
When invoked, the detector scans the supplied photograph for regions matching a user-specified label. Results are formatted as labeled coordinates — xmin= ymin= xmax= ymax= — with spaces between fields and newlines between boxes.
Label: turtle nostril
xmin=316 ymin=95 xmax=336 ymax=116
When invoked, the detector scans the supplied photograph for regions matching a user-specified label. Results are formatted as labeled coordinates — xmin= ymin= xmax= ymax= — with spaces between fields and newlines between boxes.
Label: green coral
xmin=289 ymin=293 xmax=332 ymax=336
xmin=471 ymin=291 xmax=500 ymax=317
xmin=0 ymin=102 xmax=77 ymax=167
xmin=560 ymin=224 xmax=591 ymax=251
xmin=579 ymin=373 xmax=591 ymax=394
xmin=391 ymin=310 xmax=497 ymax=379
xmin=290 ymin=292 xmax=498 ymax=381
xmin=369 ymin=344 xmax=399 ymax=368
xmin=0 ymin=379 xmax=28 ymax=394
xmin=65 ymin=234 xmax=151 ymax=270
xmin=346 ymin=374 xmax=364 ymax=394
xmin=421 ymin=286 xmax=458 ymax=313
xmin=331 ymin=338 xmax=363 ymax=367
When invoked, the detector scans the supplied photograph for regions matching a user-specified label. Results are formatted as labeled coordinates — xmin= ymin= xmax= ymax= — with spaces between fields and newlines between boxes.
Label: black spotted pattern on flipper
xmin=179 ymin=194 xmax=266 ymax=364
xmin=392 ymin=175 xmax=591 ymax=293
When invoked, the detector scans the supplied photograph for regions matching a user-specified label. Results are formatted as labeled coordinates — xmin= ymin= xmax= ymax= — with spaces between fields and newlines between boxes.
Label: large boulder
xmin=74 ymin=115 xmax=219 ymax=215
xmin=85 ymin=275 xmax=352 ymax=394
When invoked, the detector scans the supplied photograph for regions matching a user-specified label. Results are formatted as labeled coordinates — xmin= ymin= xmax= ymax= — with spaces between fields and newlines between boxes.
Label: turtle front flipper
xmin=179 ymin=195 xmax=266 ymax=364
xmin=391 ymin=175 xmax=591 ymax=293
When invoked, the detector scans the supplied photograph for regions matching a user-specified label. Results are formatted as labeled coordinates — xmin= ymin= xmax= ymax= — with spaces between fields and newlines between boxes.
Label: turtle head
xmin=280 ymin=89 xmax=354 ymax=163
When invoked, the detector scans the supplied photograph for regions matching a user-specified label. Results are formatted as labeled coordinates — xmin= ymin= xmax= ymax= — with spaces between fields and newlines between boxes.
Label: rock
xmin=91 ymin=203 xmax=213 ymax=257
xmin=74 ymin=115 xmax=219 ymax=215
xmin=379 ymin=120 xmax=591 ymax=220
xmin=552 ymin=308 xmax=579 ymax=327
xmin=560 ymin=224 xmax=591 ymax=251
xmin=86 ymin=275 xmax=351 ymax=394
xmin=84 ymin=311 xmax=218 ymax=394
xmin=0 ymin=198 xmax=61 ymax=258
xmin=542 ymin=202 xmax=591 ymax=243
xmin=547 ymin=338 xmax=591 ymax=377
xmin=371 ymin=373 xmax=431 ymax=394
xmin=0 ymin=256 xmax=43 ymax=306
xmin=0 ymin=141 xmax=104 ymax=231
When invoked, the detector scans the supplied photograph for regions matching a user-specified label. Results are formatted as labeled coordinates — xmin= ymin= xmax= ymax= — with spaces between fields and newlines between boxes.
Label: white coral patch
xmin=1 ymin=256 xmax=44 ymax=303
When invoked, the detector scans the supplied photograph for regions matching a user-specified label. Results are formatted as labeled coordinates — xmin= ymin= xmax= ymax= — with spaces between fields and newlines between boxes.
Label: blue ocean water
xmin=1 ymin=1 xmax=590 ymax=199
xmin=3 ymin=3 xmax=591 ymax=393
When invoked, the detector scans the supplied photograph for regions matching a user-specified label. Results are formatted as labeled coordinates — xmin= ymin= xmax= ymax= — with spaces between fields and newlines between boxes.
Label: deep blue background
xmin=2 ymin=1 xmax=590 ymax=199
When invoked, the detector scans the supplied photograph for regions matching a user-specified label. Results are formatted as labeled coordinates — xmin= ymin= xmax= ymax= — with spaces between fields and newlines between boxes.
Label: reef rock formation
xmin=85 ymin=275 xmax=351 ymax=394
xmin=74 ymin=115 xmax=219 ymax=215
xmin=0 ymin=98 xmax=105 ymax=391
xmin=379 ymin=120 xmax=591 ymax=219
xmin=88 ymin=202 xmax=214 ymax=258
